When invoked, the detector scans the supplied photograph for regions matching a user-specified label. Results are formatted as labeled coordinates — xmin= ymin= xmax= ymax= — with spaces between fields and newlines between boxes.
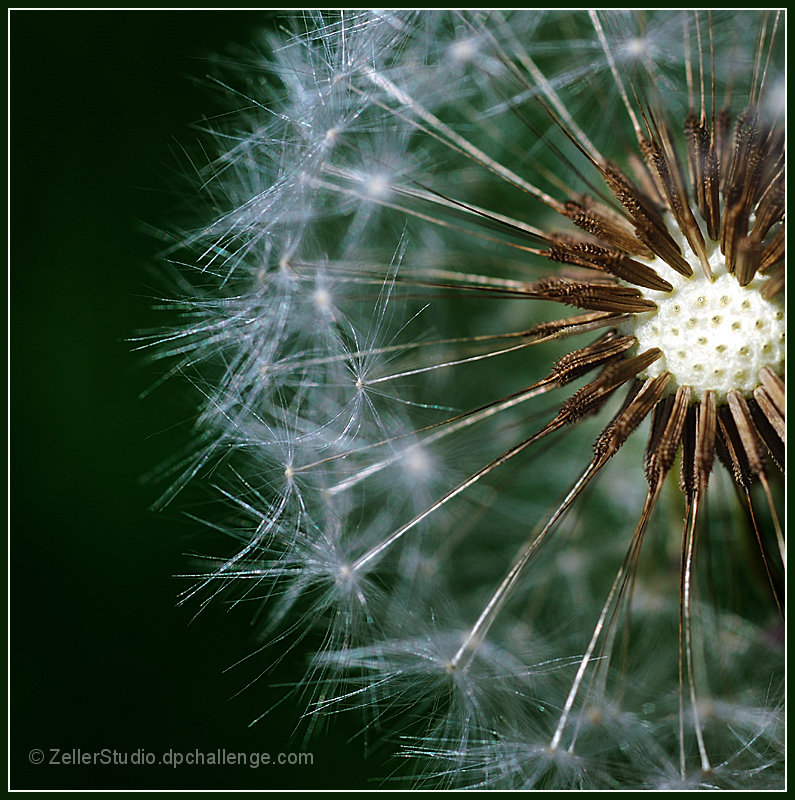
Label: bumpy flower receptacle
xmin=625 ymin=238 xmax=785 ymax=401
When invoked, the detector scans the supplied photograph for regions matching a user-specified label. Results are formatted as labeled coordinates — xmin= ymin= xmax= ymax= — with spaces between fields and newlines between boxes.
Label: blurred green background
xmin=11 ymin=10 xmax=375 ymax=789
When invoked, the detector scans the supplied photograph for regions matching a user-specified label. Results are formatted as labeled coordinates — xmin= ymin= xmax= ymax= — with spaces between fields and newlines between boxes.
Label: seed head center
xmin=625 ymin=255 xmax=784 ymax=402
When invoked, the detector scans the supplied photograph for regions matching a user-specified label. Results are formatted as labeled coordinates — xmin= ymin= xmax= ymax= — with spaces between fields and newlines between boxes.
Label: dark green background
xmin=11 ymin=10 xmax=376 ymax=790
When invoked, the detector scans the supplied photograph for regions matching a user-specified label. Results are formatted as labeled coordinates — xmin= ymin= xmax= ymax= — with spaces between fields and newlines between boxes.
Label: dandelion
xmin=147 ymin=10 xmax=784 ymax=789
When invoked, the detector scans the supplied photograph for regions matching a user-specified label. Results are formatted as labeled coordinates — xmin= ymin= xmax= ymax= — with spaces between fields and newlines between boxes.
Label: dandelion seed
xmin=153 ymin=10 xmax=784 ymax=789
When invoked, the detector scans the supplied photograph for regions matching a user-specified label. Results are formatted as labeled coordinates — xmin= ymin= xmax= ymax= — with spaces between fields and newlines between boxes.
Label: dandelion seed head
xmin=402 ymin=445 xmax=432 ymax=479
xmin=311 ymin=286 xmax=332 ymax=312
xmin=335 ymin=562 xmax=354 ymax=584
xmin=363 ymin=172 xmax=390 ymax=199
xmin=763 ymin=77 xmax=785 ymax=119
xmin=449 ymin=38 xmax=478 ymax=65
xmin=626 ymin=37 xmax=647 ymax=58
xmin=155 ymin=8 xmax=784 ymax=790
